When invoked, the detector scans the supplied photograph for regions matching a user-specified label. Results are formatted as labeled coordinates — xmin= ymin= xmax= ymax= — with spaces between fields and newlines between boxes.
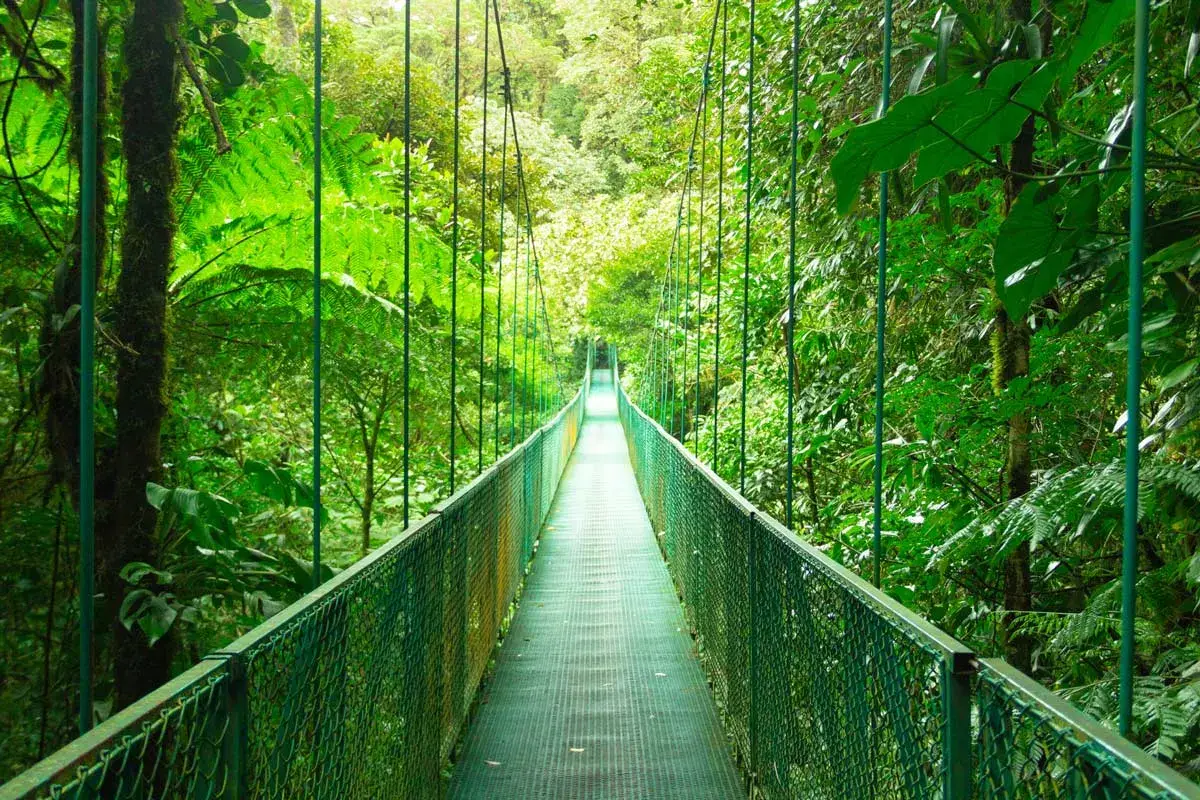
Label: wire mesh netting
xmin=0 ymin=661 xmax=235 ymax=800
xmin=613 ymin=353 xmax=1200 ymax=800
xmin=1 ymin=372 xmax=588 ymax=800
xmin=973 ymin=660 xmax=1197 ymax=800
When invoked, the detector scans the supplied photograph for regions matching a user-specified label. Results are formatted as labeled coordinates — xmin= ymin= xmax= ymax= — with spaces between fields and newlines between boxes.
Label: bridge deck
xmin=448 ymin=371 xmax=743 ymax=799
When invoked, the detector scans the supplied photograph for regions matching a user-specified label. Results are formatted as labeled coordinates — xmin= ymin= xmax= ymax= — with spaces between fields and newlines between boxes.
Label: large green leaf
xmin=914 ymin=61 xmax=1055 ymax=186
xmin=994 ymin=180 xmax=1101 ymax=318
xmin=1061 ymin=0 xmax=1135 ymax=85
xmin=830 ymin=75 xmax=974 ymax=213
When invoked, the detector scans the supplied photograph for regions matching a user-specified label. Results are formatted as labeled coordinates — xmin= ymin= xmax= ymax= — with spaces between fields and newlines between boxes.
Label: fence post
xmin=941 ymin=654 xmax=973 ymax=799
xmin=203 ymin=653 xmax=248 ymax=800
xmin=747 ymin=511 xmax=759 ymax=795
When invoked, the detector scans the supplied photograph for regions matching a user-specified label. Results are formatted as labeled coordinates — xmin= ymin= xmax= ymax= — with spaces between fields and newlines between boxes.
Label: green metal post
xmin=784 ymin=0 xmax=799 ymax=529
xmin=1119 ymin=0 xmax=1149 ymax=738
xmin=740 ymin=0 xmax=754 ymax=497
xmin=78 ymin=0 xmax=98 ymax=735
xmin=681 ymin=182 xmax=691 ymax=442
xmin=694 ymin=63 xmax=707 ymax=456
xmin=872 ymin=0 xmax=893 ymax=589
xmin=941 ymin=656 xmax=972 ymax=799
xmin=402 ymin=0 xmax=412 ymax=527
xmin=523 ymin=204 xmax=532 ymax=438
xmin=478 ymin=0 xmax=489 ymax=474
xmin=312 ymin=0 xmax=323 ymax=588
xmin=713 ymin=0 xmax=727 ymax=471
xmin=494 ymin=107 xmax=507 ymax=459
xmin=449 ymin=0 xmax=461 ymax=494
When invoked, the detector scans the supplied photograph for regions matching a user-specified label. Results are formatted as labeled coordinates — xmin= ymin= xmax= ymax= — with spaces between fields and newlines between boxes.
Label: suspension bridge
xmin=3 ymin=350 xmax=1196 ymax=798
xmin=2 ymin=0 xmax=1198 ymax=795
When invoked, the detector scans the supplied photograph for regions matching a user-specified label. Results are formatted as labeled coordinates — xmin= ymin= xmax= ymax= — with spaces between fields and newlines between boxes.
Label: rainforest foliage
xmin=1 ymin=0 xmax=1199 ymax=784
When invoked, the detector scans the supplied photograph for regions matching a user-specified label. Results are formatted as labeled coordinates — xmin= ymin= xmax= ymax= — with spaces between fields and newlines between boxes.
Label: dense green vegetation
xmin=1 ymin=0 xmax=1198 ymax=785
xmin=600 ymin=0 xmax=1200 ymax=775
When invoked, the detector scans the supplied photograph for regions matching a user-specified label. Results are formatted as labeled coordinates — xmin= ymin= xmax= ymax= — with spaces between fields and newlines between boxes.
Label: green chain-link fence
xmin=1 ymin=365 xmax=589 ymax=800
xmin=613 ymin=351 xmax=1198 ymax=800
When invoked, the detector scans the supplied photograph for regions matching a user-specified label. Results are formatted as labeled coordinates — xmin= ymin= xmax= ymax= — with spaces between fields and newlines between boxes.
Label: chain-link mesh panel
xmin=613 ymin=355 xmax=1200 ymax=800
xmin=751 ymin=515 xmax=949 ymax=799
xmin=4 ymin=375 xmax=589 ymax=800
xmin=974 ymin=660 xmax=1197 ymax=800
xmin=0 ymin=662 xmax=233 ymax=800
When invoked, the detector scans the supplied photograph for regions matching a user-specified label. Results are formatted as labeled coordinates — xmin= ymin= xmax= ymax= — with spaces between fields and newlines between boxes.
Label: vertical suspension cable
xmin=686 ymin=178 xmax=696 ymax=441
xmin=78 ymin=0 xmax=98 ymax=734
xmin=664 ymin=255 xmax=672 ymax=425
xmin=784 ymin=0 xmax=799 ymax=529
xmin=477 ymin=0 xmax=489 ymax=474
xmin=495 ymin=98 xmax=508 ymax=457
xmin=402 ymin=0 xmax=412 ymax=526
xmin=508 ymin=120 xmax=519 ymax=445
xmin=713 ymin=0 xmax=727 ymax=471
xmin=449 ymin=0 xmax=461 ymax=494
xmin=312 ymin=0 xmax=324 ymax=585
xmin=872 ymin=0 xmax=893 ymax=587
xmin=695 ymin=59 xmax=708 ymax=456
xmin=522 ymin=190 xmax=532 ymax=438
xmin=1119 ymin=0 xmax=1149 ymax=739
xmin=740 ymin=0 xmax=755 ymax=495
xmin=529 ymin=212 xmax=538 ymax=426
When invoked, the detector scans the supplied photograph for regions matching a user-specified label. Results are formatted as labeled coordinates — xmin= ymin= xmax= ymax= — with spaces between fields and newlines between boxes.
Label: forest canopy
xmin=1 ymin=0 xmax=1199 ymax=785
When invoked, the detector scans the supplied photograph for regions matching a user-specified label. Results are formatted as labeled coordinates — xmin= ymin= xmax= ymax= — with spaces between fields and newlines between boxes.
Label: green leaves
xmin=146 ymin=482 xmax=239 ymax=549
xmin=830 ymin=75 xmax=973 ymax=213
xmin=914 ymin=61 xmax=1054 ymax=186
xmin=832 ymin=61 xmax=1054 ymax=213
xmin=233 ymin=0 xmax=271 ymax=19
xmin=993 ymin=180 xmax=1100 ymax=319
xmin=1061 ymin=0 xmax=1135 ymax=85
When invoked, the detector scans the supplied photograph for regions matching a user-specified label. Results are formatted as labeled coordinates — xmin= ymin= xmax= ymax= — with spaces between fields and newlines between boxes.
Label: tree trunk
xmin=361 ymin=444 xmax=375 ymax=555
xmin=102 ymin=0 xmax=183 ymax=710
xmin=994 ymin=0 xmax=1043 ymax=673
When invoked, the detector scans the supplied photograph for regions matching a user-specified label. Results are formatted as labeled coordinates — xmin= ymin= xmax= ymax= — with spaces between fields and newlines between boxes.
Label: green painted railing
xmin=613 ymin=354 xmax=1199 ymax=800
xmin=0 ymin=366 xmax=589 ymax=800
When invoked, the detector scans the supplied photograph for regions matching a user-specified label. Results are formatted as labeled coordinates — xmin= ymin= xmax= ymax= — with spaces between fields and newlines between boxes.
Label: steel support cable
xmin=491 ymin=4 xmax=568 ymax=423
xmin=487 ymin=0 xmax=521 ymax=448
xmin=477 ymin=0 xmax=490 ymax=474
xmin=516 ymin=161 xmax=535 ymax=428
xmin=679 ymin=173 xmax=696 ymax=443
xmin=528 ymin=199 xmax=537 ymax=438
xmin=657 ymin=6 xmax=720 ymax=439
xmin=712 ymin=0 xmax=727 ymax=471
xmin=680 ymin=177 xmax=691 ymax=442
xmin=740 ymin=0 xmax=755 ymax=494
xmin=449 ymin=0 xmax=461 ymax=493
xmin=78 ymin=0 xmax=98 ymax=733
xmin=646 ymin=281 xmax=667 ymax=412
xmin=518 ymin=149 xmax=530 ymax=438
xmin=680 ymin=4 xmax=722 ymax=441
xmin=872 ymin=0 xmax=893 ymax=587
xmin=1119 ymin=0 xmax=1150 ymax=738
xmin=402 ymin=0 xmax=412 ymax=527
xmin=495 ymin=98 xmax=509 ymax=457
xmin=694 ymin=59 xmax=708 ymax=456
xmin=508 ymin=166 xmax=518 ymax=446
xmin=784 ymin=0 xmax=799 ymax=529
xmin=312 ymin=0 xmax=324 ymax=585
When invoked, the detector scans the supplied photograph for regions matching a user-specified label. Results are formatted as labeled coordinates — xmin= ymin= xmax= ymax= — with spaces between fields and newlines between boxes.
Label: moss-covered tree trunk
xmin=102 ymin=0 xmax=183 ymax=710
xmin=994 ymin=0 xmax=1049 ymax=674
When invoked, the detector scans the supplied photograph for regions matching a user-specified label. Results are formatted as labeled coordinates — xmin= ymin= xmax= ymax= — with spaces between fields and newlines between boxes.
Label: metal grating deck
xmin=448 ymin=371 xmax=744 ymax=799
